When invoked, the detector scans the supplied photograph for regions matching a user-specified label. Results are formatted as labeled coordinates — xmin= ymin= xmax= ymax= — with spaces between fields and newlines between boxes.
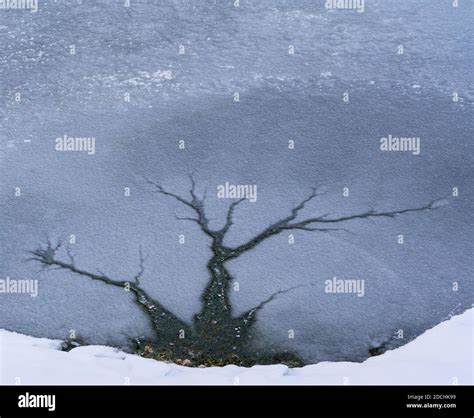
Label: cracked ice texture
xmin=0 ymin=0 xmax=472 ymax=362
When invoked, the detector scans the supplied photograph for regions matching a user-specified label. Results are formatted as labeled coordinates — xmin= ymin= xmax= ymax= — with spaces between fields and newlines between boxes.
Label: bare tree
xmin=29 ymin=176 xmax=442 ymax=366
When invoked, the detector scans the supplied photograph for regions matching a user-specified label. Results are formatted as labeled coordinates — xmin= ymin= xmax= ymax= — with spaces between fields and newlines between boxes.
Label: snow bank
xmin=1 ymin=310 xmax=472 ymax=385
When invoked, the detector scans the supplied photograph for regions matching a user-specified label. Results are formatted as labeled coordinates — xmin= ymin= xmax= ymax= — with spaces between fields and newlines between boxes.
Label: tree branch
xmin=238 ymin=283 xmax=311 ymax=324
xmin=219 ymin=198 xmax=246 ymax=236
xmin=132 ymin=245 xmax=146 ymax=285
xmin=28 ymin=241 xmax=189 ymax=335
xmin=228 ymin=195 xmax=444 ymax=259
xmin=290 ymin=199 xmax=443 ymax=228
xmin=145 ymin=175 xmax=216 ymax=239
xmin=29 ymin=241 xmax=127 ymax=287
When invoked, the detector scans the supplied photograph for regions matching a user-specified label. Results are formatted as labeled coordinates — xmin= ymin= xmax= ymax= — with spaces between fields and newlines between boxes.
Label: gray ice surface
xmin=0 ymin=0 xmax=472 ymax=362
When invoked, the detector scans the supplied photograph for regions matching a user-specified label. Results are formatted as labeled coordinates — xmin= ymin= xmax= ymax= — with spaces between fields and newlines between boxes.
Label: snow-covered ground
xmin=1 ymin=309 xmax=471 ymax=385
xmin=1 ymin=0 xmax=472 ymax=365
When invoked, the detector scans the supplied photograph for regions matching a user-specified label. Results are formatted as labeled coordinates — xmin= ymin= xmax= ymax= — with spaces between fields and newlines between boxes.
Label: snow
xmin=0 ymin=0 xmax=472 ymax=363
xmin=1 ymin=309 xmax=471 ymax=385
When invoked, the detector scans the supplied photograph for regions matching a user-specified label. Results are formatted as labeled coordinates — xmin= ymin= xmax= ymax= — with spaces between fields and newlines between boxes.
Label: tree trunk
xmin=193 ymin=244 xmax=241 ymax=357
xmin=131 ymin=285 xmax=192 ymax=353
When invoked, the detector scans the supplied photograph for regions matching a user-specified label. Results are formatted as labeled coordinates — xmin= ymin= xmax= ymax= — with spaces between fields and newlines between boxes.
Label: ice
xmin=0 ymin=0 xmax=472 ymax=363
xmin=0 ymin=309 xmax=471 ymax=385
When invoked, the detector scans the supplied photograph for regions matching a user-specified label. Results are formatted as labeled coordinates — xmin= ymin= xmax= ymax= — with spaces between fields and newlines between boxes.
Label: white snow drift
xmin=0 ymin=309 xmax=472 ymax=385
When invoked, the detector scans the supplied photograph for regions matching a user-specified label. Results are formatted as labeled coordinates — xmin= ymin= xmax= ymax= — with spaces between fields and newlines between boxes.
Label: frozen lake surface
xmin=0 ymin=0 xmax=472 ymax=363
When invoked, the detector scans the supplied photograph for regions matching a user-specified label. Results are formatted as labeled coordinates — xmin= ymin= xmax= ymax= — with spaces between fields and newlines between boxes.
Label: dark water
xmin=0 ymin=0 xmax=472 ymax=362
